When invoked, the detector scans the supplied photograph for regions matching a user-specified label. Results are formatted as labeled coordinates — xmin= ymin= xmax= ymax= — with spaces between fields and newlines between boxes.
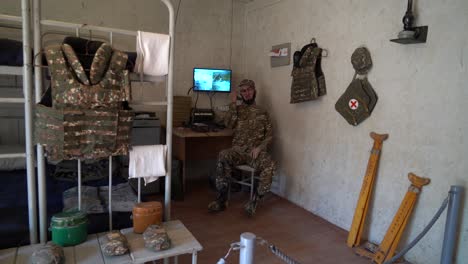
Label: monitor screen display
xmin=193 ymin=68 xmax=232 ymax=93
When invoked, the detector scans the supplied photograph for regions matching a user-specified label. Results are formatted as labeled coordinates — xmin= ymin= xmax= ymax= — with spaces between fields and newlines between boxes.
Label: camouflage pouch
xmin=361 ymin=77 xmax=378 ymax=113
xmin=101 ymin=231 xmax=129 ymax=256
xmin=114 ymin=110 xmax=134 ymax=156
xmin=143 ymin=225 xmax=171 ymax=251
xmin=31 ymin=242 xmax=64 ymax=264
xmin=290 ymin=42 xmax=326 ymax=103
xmin=35 ymin=105 xmax=133 ymax=160
xmin=335 ymin=78 xmax=372 ymax=126
xmin=335 ymin=47 xmax=378 ymax=126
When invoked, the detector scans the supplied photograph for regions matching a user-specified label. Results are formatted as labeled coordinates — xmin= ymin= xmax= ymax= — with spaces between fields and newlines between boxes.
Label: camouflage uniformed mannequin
xmin=208 ymin=79 xmax=276 ymax=216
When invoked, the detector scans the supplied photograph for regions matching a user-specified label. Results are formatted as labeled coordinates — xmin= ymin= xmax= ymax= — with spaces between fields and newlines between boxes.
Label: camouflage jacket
xmin=224 ymin=102 xmax=273 ymax=153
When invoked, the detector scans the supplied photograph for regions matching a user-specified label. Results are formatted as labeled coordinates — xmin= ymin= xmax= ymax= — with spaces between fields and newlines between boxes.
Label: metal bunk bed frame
xmin=0 ymin=6 xmax=38 ymax=245
xmin=1 ymin=0 xmax=175 ymax=245
xmin=0 ymin=15 xmax=24 ymax=77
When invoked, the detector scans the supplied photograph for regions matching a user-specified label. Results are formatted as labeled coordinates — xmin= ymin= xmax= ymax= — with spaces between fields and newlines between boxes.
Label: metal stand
xmin=108 ymin=156 xmax=113 ymax=231
xmin=441 ymin=185 xmax=463 ymax=264
xmin=240 ymin=233 xmax=256 ymax=264
xmin=218 ymin=233 xmax=301 ymax=264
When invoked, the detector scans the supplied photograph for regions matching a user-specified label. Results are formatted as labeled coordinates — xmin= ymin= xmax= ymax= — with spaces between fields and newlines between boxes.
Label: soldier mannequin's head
xmin=239 ymin=79 xmax=256 ymax=105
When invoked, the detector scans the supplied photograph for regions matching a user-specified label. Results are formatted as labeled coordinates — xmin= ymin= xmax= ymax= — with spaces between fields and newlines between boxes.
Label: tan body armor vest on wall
xmin=35 ymin=43 xmax=134 ymax=161
xmin=290 ymin=42 xmax=326 ymax=104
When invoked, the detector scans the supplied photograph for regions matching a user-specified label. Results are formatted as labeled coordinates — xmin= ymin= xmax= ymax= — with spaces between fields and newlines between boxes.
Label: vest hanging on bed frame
xmin=35 ymin=42 xmax=134 ymax=161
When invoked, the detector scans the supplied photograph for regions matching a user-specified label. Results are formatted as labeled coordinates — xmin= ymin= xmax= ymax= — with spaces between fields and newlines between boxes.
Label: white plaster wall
xmin=237 ymin=0 xmax=468 ymax=263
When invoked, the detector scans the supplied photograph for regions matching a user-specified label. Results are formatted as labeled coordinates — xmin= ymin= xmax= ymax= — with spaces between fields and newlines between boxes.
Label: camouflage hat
xmin=351 ymin=47 xmax=372 ymax=75
xmin=239 ymin=79 xmax=255 ymax=88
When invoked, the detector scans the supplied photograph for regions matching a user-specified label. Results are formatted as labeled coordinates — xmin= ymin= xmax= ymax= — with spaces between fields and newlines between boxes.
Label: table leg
xmin=182 ymin=160 xmax=186 ymax=193
xmin=192 ymin=251 xmax=198 ymax=264
xmin=161 ymin=256 xmax=178 ymax=264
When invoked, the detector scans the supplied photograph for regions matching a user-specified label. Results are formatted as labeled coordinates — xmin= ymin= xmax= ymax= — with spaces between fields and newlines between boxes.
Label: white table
xmin=0 ymin=220 xmax=202 ymax=264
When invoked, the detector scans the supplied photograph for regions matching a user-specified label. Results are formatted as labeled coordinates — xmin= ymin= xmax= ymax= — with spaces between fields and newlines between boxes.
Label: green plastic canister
xmin=50 ymin=210 xmax=88 ymax=246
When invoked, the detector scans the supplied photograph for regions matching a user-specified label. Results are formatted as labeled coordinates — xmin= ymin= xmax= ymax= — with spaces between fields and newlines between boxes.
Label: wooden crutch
xmin=347 ymin=132 xmax=389 ymax=248
xmin=372 ymin=173 xmax=430 ymax=264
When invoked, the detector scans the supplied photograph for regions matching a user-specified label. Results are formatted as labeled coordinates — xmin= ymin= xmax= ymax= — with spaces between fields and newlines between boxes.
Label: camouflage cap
xmin=351 ymin=47 xmax=372 ymax=75
xmin=239 ymin=79 xmax=255 ymax=88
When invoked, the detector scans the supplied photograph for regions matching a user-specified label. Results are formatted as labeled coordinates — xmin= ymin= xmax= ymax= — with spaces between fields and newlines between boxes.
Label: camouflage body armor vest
xmin=290 ymin=42 xmax=326 ymax=103
xmin=35 ymin=43 xmax=134 ymax=160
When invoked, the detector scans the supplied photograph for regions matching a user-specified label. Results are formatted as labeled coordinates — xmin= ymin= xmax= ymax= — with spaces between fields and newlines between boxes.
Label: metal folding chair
xmin=228 ymin=165 xmax=259 ymax=201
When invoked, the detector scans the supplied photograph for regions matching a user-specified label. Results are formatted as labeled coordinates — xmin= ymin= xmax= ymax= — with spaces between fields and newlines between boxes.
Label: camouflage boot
xmin=208 ymin=190 xmax=228 ymax=213
xmin=244 ymin=193 xmax=262 ymax=217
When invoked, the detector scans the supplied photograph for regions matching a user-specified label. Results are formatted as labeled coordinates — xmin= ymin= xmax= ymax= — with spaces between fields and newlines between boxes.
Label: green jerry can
xmin=50 ymin=210 xmax=88 ymax=246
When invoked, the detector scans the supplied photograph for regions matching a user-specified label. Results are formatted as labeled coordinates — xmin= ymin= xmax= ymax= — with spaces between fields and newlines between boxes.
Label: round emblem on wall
xmin=349 ymin=99 xmax=359 ymax=110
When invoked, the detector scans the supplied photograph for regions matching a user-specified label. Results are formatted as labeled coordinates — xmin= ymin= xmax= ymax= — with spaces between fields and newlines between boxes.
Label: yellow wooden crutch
xmin=372 ymin=173 xmax=430 ymax=264
xmin=347 ymin=132 xmax=388 ymax=248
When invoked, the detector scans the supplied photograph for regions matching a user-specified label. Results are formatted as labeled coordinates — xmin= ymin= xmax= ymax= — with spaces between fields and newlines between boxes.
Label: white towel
xmin=135 ymin=31 xmax=170 ymax=76
xmin=129 ymin=145 xmax=167 ymax=185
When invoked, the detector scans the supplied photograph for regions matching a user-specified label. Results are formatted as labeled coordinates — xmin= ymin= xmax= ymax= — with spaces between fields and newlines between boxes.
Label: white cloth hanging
xmin=129 ymin=145 xmax=167 ymax=185
xmin=135 ymin=31 xmax=170 ymax=76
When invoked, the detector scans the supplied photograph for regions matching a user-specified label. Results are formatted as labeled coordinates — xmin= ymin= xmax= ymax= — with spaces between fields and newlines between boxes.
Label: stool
xmin=228 ymin=165 xmax=259 ymax=201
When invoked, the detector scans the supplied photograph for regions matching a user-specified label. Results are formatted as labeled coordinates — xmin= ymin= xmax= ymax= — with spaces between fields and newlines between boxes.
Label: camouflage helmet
xmin=351 ymin=47 xmax=372 ymax=75
xmin=239 ymin=79 xmax=255 ymax=89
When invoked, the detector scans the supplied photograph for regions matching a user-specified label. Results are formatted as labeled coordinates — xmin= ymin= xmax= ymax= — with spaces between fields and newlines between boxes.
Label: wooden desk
xmin=172 ymin=127 xmax=233 ymax=191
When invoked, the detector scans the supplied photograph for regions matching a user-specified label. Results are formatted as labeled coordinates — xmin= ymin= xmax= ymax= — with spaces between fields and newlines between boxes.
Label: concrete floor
xmin=159 ymin=181 xmax=372 ymax=264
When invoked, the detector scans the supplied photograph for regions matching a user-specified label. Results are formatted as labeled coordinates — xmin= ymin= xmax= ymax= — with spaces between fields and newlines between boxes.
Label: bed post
xmin=33 ymin=0 xmax=48 ymax=244
xmin=160 ymin=0 xmax=175 ymax=222
xmin=22 ymin=0 xmax=38 ymax=245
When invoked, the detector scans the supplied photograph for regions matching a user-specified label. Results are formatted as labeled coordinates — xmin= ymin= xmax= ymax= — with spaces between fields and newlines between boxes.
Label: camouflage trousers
xmin=215 ymin=146 xmax=276 ymax=197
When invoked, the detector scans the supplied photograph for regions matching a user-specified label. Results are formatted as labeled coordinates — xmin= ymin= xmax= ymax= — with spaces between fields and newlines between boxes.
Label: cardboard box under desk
xmin=160 ymin=96 xmax=192 ymax=128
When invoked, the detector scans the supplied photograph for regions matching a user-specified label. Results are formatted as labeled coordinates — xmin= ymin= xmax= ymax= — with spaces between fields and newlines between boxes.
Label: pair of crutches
xmin=347 ymin=132 xmax=430 ymax=264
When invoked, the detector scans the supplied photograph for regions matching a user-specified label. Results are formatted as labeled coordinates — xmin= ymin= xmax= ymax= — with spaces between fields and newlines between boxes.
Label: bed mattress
xmin=0 ymin=39 xmax=22 ymax=67
xmin=0 ymin=145 xmax=25 ymax=170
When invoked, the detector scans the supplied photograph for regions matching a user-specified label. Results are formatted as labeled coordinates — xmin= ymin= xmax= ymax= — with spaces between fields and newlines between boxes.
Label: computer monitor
xmin=193 ymin=68 xmax=232 ymax=93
